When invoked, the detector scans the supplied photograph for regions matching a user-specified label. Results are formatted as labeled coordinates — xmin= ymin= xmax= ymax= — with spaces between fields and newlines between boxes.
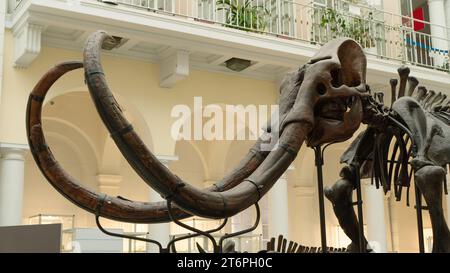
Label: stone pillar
xmin=363 ymin=179 xmax=388 ymax=253
xmin=447 ymin=183 xmax=450 ymax=224
xmin=387 ymin=195 xmax=400 ymax=253
xmin=147 ymin=155 xmax=178 ymax=253
xmin=429 ymin=0 xmax=449 ymax=67
xmin=0 ymin=143 xmax=29 ymax=226
xmin=293 ymin=186 xmax=316 ymax=246
xmin=0 ymin=0 xmax=8 ymax=102
xmin=445 ymin=0 xmax=450 ymax=50
xmin=268 ymin=166 xmax=293 ymax=239
xmin=7 ymin=0 xmax=16 ymax=13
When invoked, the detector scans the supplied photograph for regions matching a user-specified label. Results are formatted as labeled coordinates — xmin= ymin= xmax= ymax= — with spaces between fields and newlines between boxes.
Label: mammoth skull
xmin=281 ymin=38 xmax=368 ymax=147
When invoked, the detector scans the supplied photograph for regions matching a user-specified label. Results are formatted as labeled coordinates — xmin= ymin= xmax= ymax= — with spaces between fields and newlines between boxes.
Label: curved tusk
xmin=84 ymin=31 xmax=310 ymax=218
xmin=27 ymin=61 xmax=186 ymax=223
xmin=27 ymin=62 xmax=276 ymax=223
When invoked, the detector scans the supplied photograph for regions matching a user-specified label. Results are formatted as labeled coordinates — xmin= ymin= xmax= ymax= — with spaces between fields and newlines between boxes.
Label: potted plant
xmin=319 ymin=7 xmax=378 ymax=53
xmin=216 ymin=0 xmax=270 ymax=32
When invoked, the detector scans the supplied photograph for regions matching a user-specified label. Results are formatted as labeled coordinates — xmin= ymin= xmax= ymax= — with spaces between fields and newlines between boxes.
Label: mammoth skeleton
xmin=26 ymin=31 xmax=450 ymax=252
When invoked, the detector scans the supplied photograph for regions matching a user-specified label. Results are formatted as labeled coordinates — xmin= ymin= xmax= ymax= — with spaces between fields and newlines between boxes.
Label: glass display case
xmin=121 ymin=217 xmax=262 ymax=253
xmin=29 ymin=214 xmax=75 ymax=252
xmin=170 ymin=232 xmax=262 ymax=253
xmin=122 ymin=223 xmax=149 ymax=253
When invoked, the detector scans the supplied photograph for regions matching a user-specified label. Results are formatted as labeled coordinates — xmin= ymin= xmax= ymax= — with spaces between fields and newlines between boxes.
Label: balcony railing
xmin=12 ymin=0 xmax=450 ymax=72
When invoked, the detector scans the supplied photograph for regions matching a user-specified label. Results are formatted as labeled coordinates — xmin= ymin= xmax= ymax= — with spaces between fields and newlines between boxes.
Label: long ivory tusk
xmin=84 ymin=31 xmax=309 ymax=218
xmin=26 ymin=61 xmax=273 ymax=223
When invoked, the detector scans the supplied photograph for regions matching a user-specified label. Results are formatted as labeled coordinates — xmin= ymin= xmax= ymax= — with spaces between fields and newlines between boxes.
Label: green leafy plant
xmin=319 ymin=7 xmax=376 ymax=48
xmin=216 ymin=0 xmax=270 ymax=32
xmin=440 ymin=55 xmax=450 ymax=72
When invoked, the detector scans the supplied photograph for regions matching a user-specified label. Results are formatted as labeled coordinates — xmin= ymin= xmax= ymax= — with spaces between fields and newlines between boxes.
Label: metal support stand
xmin=352 ymin=162 xmax=366 ymax=253
xmin=167 ymin=199 xmax=221 ymax=253
xmin=314 ymin=144 xmax=367 ymax=253
xmin=314 ymin=146 xmax=328 ymax=253
xmin=94 ymin=189 xmax=262 ymax=253
xmin=167 ymin=218 xmax=228 ymax=253
xmin=94 ymin=196 xmax=166 ymax=252
xmin=414 ymin=185 xmax=425 ymax=253
xmin=218 ymin=203 xmax=261 ymax=253
xmin=167 ymin=200 xmax=261 ymax=253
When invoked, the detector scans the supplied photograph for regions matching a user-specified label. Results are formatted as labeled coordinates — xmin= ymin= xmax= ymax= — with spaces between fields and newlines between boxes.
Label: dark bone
xmin=376 ymin=92 xmax=384 ymax=104
xmin=444 ymin=100 xmax=450 ymax=112
xmin=407 ymin=76 xmax=419 ymax=97
xmin=427 ymin=92 xmax=443 ymax=110
xmin=415 ymin=166 xmax=450 ymax=252
xmin=390 ymin=79 xmax=398 ymax=106
xmin=332 ymin=67 xmax=450 ymax=253
xmin=324 ymin=169 xmax=370 ymax=253
xmin=422 ymin=90 xmax=436 ymax=107
xmin=441 ymin=100 xmax=450 ymax=112
xmin=415 ymin=86 xmax=428 ymax=102
xmin=433 ymin=95 xmax=448 ymax=111
xmin=397 ymin=66 xmax=410 ymax=98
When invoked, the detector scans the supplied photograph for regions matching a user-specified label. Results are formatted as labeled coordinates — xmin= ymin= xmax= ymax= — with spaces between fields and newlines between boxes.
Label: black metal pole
xmin=314 ymin=146 xmax=327 ymax=253
xmin=353 ymin=163 xmax=366 ymax=253
xmin=414 ymin=185 xmax=425 ymax=253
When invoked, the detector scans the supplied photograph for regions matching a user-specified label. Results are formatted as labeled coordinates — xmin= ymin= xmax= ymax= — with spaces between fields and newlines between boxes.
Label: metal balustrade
xmin=11 ymin=0 xmax=450 ymax=71
xmin=98 ymin=0 xmax=450 ymax=72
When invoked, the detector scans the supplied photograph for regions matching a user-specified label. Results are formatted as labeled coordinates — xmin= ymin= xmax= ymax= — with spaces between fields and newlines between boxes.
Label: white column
xmin=268 ymin=166 xmax=293 ymax=239
xmin=7 ymin=0 xmax=16 ymax=13
xmin=293 ymin=186 xmax=316 ymax=246
xmin=387 ymin=195 xmax=400 ymax=253
xmin=429 ymin=0 xmax=449 ymax=66
xmin=147 ymin=155 xmax=178 ymax=253
xmin=445 ymin=0 xmax=450 ymax=50
xmin=0 ymin=0 xmax=8 ymax=102
xmin=363 ymin=179 xmax=388 ymax=253
xmin=447 ymin=182 xmax=450 ymax=225
xmin=0 ymin=143 xmax=28 ymax=226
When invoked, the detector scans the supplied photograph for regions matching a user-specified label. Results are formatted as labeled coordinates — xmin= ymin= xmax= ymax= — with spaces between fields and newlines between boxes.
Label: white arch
xmin=45 ymin=90 xmax=156 ymax=174
xmin=43 ymin=131 xmax=98 ymax=190
xmin=44 ymin=85 xmax=88 ymax=103
xmin=42 ymin=117 xmax=101 ymax=165
xmin=47 ymin=89 xmax=154 ymax=149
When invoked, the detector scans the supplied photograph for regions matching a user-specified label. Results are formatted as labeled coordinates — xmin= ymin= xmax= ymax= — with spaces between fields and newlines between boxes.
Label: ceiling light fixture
xmin=225 ymin=57 xmax=252 ymax=72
